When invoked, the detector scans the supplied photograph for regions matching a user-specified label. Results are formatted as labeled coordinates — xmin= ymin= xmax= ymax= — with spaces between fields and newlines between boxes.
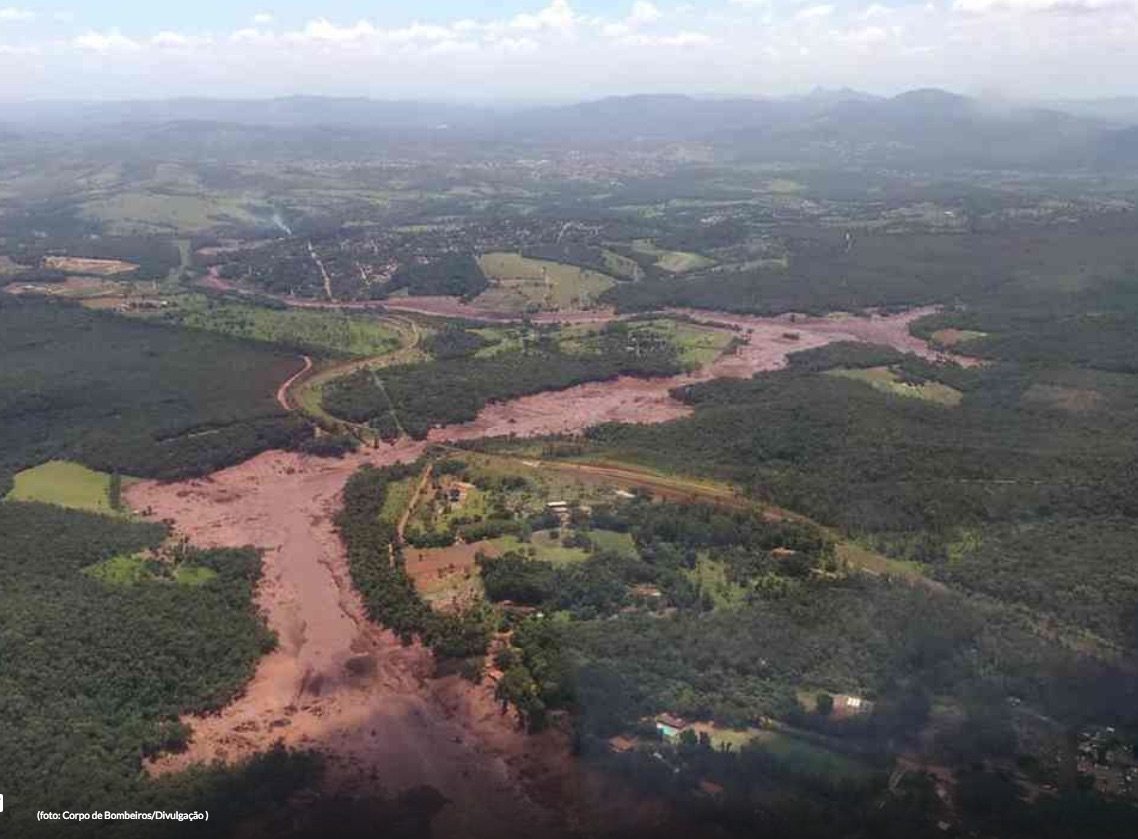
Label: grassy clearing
xmin=173 ymin=565 xmax=220 ymax=586
xmin=6 ymin=460 xmax=130 ymax=514
xmin=601 ymin=248 xmax=644 ymax=280
xmin=748 ymin=729 xmax=874 ymax=782
xmin=379 ymin=476 xmax=417 ymax=525
xmin=83 ymin=553 xmax=219 ymax=586
xmin=84 ymin=554 xmax=154 ymax=585
xmin=588 ymin=528 xmax=638 ymax=558
xmin=81 ymin=191 xmax=257 ymax=235
xmin=141 ymin=295 xmax=404 ymax=357
xmin=475 ymin=317 xmax=730 ymax=369
xmin=687 ymin=722 xmax=873 ymax=782
xmin=931 ymin=328 xmax=987 ymax=347
xmin=476 ymin=252 xmax=615 ymax=311
xmin=827 ymin=366 xmax=963 ymax=407
xmin=687 ymin=556 xmax=747 ymax=608
xmin=835 ymin=541 xmax=931 ymax=584
xmin=630 ymin=239 xmax=715 ymax=273
xmin=629 ymin=319 xmax=733 ymax=368
xmin=763 ymin=178 xmax=805 ymax=194
xmin=486 ymin=531 xmax=591 ymax=566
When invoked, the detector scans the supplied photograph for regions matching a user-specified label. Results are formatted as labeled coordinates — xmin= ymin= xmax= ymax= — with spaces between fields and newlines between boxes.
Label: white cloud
xmin=230 ymin=27 xmax=273 ymax=44
xmin=629 ymin=1 xmax=663 ymax=25
xmin=509 ymin=0 xmax=576 ymax=32
xmin=3 ymin=0 xmax=1138 ymax=102
xmin=618 ymin=30 xmax=713 ymax=46
xmin=0 ymin=7 xmax=33 ymax=21
xmin=73 ymin=30 xmax=140 ymax=52
xmin=151 ymin=31 xmax=214 ymax=49
xmin=603 ymin=1 xmax=666 ymax=37
xmin=795 ymin=4 xmax=835 ymax=19
xmin=290 ymin=18 xmax=376 ymax=43
xmin=52 ymin=10 xmax=75 ymax=23
xmin=835 ymin=24 xmax=894 ymax=45
xmin=953 ymin=0 xmax=1130 ymax=12
xmin=252 ymin=12 xmax=274 ymax=25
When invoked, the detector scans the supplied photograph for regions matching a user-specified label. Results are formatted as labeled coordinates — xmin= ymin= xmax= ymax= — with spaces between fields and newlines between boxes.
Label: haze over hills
xmin=2 ymin=88 xmax=1136 ymax=170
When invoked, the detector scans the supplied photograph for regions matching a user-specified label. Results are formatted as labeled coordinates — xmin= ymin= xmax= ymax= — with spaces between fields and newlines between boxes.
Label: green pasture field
xmin=827 ymin=366 xmax=963 ymax=406
xmin=587 ymin=528 xmax=638 ymax=558
xmin=476 ymin=252 xmax=616 ymax=311
xmin=147 ymin=295 xmax=404 ymax=357
xmin=747 ymin=728 xmax=874 ymax=782
xmin=601 ymin=248 xmax=644 ymax=280
xmin=83 ymin=553 xmax=219 ymax=587
xmin=630 ymin=239 xmax=715 ymax=273
xmin=485 ymin=530 xmax=591 ymax=566
xmin=81 ymin=190 xmax=258 ymax=235
xmin=687 ymin=556 xmax=747 ymax=609
xmin=6 ymin=460 xmax=131 ymax=514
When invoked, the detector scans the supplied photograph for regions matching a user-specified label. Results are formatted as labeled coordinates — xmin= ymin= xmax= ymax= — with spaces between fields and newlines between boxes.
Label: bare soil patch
xmin=671 ymin=306 xmax=984 ymax=369
xmin=43 ymin=255 xmax=139 ymax=276
xmin=406 ymin=542 xmax=499 ymax=608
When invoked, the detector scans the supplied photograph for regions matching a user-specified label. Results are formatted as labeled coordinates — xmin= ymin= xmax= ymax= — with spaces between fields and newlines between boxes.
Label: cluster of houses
xmin=1076 ymin=726 xmax=1138 ymax=798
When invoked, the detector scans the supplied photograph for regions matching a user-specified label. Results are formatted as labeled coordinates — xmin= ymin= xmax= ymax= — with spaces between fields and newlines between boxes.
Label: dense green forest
xmin=0 ymin=501 xmax=313 ymax=836
xmin=475 ymin=497 xmax=1135 ymax=737
xmin=324 ymin=325 xmax=682 ymax=438
xmin=568 ymin=327 xmax=1138 ymax=652
xmin=384 ymin=254 xmax=489 ymax=299
xmin=465 ymin=488 xmax=1138 ymax=837
xmin=0 ymin=296 xmax=308 ymax=495
xmin=604 ymin=219 xmax=1138 ymax=315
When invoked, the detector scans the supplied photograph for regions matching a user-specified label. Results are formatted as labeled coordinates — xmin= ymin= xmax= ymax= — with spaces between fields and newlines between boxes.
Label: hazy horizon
xmin=3 ymin=0 xmax=1138 ymax=102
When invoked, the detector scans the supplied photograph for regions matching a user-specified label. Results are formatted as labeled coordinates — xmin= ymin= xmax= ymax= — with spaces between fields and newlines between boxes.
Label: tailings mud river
xmin=127 ymin=307 xmax=975 ymax=837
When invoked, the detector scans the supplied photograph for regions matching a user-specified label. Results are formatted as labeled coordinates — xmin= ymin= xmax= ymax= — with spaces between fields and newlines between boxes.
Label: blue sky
xmin=1 ymin=0 xmax=1136 ymax=101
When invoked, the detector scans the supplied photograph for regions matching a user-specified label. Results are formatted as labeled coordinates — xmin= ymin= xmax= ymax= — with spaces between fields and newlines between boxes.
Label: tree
xmin=108 ymin=471 xmax=123 ymax=511
xmin=816 ymin=692 xmax=835 ymax=717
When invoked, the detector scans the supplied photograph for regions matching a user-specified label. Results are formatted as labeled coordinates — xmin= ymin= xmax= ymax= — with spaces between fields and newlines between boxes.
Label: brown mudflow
xmin=127 ymin=306 xmax=973 ymax=837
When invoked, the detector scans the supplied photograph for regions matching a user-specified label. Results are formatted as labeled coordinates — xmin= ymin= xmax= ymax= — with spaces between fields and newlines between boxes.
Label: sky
xmin=0 ymin=0 xmax=1135 ymax=102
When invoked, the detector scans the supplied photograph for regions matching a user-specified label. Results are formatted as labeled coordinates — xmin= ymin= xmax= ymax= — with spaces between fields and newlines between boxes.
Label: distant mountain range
xmin=2 ymin=89 xmax=1136 ymax=170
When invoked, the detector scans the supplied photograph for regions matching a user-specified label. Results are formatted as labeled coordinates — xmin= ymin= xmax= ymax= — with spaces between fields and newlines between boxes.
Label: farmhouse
xmin=445 ymin=480 xmax=476 ymax=503
xmin=656 ymin=713 xmax=689 ymax=740
xmin=546 ymin=500 xmax=571 ymax=524
xmin=833 ymin=694 xmax=874 ymax=717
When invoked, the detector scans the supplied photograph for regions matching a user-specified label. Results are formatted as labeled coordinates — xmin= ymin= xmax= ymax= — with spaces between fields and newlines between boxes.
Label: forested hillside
xmin=604 ymin=219 xmax=1138 ymax=316
xmin=0 ymin=296 xmax=307 ymax=494
xmin=0 ymin=502 xmax=311 ymax=837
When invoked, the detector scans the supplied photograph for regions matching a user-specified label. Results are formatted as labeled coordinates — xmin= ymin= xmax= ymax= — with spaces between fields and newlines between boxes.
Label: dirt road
xmin=275 ymin=355 xmax=312 ymax=411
